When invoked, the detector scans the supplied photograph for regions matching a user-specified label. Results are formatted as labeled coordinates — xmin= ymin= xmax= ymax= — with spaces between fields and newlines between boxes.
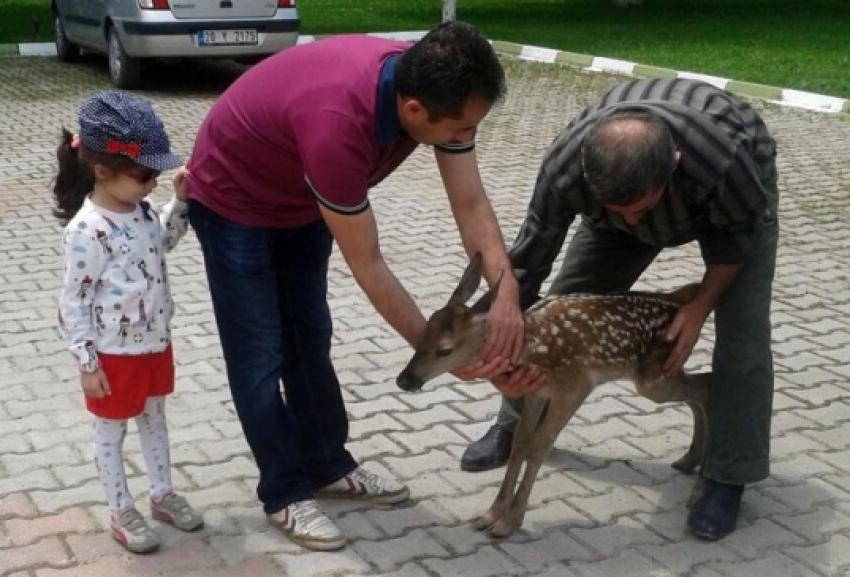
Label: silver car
xmin=52 ymin=0 xmax=299 ymax=88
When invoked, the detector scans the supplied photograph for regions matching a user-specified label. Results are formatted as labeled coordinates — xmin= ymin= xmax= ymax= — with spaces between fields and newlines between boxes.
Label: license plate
xmin=197 ymin=29 xmax=258 ymax=46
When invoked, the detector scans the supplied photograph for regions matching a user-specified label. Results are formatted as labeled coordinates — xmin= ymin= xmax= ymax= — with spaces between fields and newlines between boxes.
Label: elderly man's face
xmin=604 ymin=187 xmax=664 ymax=226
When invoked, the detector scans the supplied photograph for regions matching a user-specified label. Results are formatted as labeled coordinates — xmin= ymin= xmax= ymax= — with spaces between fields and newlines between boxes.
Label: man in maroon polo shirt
xmin=185 ymin=21 xmax=537 ymax=551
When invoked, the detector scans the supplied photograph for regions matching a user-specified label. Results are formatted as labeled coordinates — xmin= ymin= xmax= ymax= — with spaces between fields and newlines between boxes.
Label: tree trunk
xmin=442 ymin=0 xmax=456 ymax=22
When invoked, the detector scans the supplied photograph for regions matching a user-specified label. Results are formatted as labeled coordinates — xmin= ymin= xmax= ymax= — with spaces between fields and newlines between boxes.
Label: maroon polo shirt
xmin=186 ymin=35 xmax=419 ymax=228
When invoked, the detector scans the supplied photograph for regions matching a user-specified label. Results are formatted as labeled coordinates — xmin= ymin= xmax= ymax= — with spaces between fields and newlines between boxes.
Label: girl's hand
xmin=81 ymin=368 xmax=111 ymax=399
xmin=172 ymin=165 xmax=190 ymax=201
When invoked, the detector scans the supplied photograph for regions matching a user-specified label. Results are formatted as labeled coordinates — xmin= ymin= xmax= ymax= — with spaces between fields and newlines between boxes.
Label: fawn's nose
xmin=396 ymin=369 xmax=424 ymax=391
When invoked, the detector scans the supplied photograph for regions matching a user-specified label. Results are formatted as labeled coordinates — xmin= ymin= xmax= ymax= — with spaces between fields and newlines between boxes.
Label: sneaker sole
xmin=151 ymin=507 xmax=205 ymax=532
xmin=268 ymin=519 xmax=346 ymax=551
xmin=287 ymin=532 xmax=347 ymax=551
xmin=316 ymin=485 xmax=410 ymax=505
xmin=111 ymin=526 xmax=159 ymax=554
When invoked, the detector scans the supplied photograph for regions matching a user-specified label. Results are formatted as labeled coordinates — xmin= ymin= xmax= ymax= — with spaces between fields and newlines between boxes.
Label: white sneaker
xmin=268 ymin=499 xmax=345 ymax=551
xmin=316 ymin=466 xmax=410 ymax=504
xmin=150 ymin=492 xmax=204 ymax=532
xmin=110 ymin=507 xmax=159 ymax=554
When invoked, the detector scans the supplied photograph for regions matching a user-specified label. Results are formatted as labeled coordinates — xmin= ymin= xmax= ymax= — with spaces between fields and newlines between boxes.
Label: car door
xmin=76 ymin=0 xmax=112 ymax=51
xmin=56 ymin=0 xmax=91 ymax=46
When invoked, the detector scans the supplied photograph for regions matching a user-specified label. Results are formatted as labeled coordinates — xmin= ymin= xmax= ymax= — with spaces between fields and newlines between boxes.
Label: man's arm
xmin=435 ymin=148 xmax=524 ymax=365
xmin=318 ymin=204 xmax=426 ymax=347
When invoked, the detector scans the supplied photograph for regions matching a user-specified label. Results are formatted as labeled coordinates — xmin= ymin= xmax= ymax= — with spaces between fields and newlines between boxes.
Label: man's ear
xmin=399 ymin=97 xmax=429 ymax=124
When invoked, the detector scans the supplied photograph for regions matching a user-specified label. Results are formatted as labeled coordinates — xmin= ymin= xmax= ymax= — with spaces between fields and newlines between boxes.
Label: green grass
xmin=3 ymin=0 xmax=849 ymax=98
xmin=0 ymin=0 xmax=51 ymax=44
xmin=297 ymin=0 xmax=850 ymax=98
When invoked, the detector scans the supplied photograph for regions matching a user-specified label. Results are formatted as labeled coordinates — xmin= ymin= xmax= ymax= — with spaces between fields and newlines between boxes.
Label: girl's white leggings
xmin=92 ymin=396 xmax=173 ymax=515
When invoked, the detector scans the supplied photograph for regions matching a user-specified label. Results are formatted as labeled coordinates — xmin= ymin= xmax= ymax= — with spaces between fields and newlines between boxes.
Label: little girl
xmin=55 ymin=91 xmax=202 ymax=554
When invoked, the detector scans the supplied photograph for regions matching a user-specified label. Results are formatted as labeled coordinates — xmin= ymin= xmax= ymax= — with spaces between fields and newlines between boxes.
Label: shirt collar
xmin=375 ymin=54 xmax=402 ymax=148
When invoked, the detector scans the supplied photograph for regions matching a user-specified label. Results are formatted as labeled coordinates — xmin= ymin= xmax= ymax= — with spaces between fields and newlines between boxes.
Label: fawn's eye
xmin=436 ymin=347 xmax=453 ymax=357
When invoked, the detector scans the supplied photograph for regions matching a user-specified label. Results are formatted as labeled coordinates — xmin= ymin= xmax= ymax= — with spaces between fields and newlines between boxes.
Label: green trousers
xmin=497 ymin=220 xmax=778 ymax=485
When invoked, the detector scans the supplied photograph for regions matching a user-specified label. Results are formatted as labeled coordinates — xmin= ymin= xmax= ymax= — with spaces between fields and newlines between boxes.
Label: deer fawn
xmin=397 ymin=253 xmax=710 ymax=537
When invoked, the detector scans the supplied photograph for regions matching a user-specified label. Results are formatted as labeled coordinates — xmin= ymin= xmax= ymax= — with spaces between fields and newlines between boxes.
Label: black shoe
xmin=687 ymin=478 xmax=745 ymax=541
xmin=460 ymin=424 xmax=513 ymax=472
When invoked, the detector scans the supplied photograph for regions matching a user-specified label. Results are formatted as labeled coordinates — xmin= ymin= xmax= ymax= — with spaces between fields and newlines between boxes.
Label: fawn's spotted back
xmin=521 ymin=293 xmax=678 ymax=373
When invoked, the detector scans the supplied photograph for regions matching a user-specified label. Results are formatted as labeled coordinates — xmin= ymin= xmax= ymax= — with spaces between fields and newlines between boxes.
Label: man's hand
xmin=663 ymin=300 xmax=711 ymax=376
xmin=478 ymin=274 xmax=525 ymax=365
xmin=492 ymin=366 xmax=546 ymax=398
xmin=451 ymin=361 xmax=545 ymax=398
xmin=81 ymin=368 xmax=111 ymax=399
xmin=451 ymin=356 xmax=512 ymax=382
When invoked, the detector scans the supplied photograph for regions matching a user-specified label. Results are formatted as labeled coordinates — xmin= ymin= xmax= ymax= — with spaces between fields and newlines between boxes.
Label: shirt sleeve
xmin=508 ymin=168 xmax=577 ymax=309
xmin=698 ymin=142 xmax=771 ymax=265
xmin=295 ymin=110 xmax=372 ymax=215
xmin=58 ymin=224 xmax=109 ymax=373
xmin=159 ymin=196 xmax=190 ymax=252
xmin=434 ymin=132 xmax=476 ymax=154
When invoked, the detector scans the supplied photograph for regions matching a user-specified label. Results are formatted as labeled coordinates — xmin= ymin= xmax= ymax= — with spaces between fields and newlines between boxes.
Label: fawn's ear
xmin=448 ymin=252 xmax=483 ymax=306
xmin=469 ymin=269 xmax=503 ymax=315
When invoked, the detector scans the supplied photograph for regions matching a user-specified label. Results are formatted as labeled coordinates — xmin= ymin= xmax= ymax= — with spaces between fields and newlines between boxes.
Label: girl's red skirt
xmin=85 ymin=346 xmax=174 ymax=419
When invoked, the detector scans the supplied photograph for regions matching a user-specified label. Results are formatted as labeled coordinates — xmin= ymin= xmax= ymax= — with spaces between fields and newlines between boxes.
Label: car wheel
xmin=108 ymin=26 xmax=143 ymax=89
xmin=53 ymin=10 xmax=80 ymax=62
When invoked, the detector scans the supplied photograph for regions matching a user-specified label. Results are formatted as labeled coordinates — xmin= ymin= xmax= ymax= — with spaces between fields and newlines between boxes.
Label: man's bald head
xmin=581 ymin=110 xmax=677 ymax=206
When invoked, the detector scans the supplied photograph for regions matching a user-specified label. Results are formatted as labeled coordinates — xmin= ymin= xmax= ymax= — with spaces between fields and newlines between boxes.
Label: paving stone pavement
xmin=0 ymin=53 xmax=848 ymax=577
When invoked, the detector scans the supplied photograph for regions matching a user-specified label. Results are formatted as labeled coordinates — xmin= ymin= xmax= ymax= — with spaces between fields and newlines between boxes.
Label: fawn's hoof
xmin=473 ymin=510 xmax=499 ymax=531
xmin=489 ymin=517 xmax=520 ymax=538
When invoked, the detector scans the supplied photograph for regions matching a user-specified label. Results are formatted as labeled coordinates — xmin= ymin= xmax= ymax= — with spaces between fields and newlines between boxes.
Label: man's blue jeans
xmin=189 ymin=201 xmax=357 ymax=514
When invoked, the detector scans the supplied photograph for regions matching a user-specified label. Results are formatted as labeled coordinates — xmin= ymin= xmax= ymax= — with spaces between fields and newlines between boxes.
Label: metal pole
xmin=442 ymin=0 xmax=456 ymax=22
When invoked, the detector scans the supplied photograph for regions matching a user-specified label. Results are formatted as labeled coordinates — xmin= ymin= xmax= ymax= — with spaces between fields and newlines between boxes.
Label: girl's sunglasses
xmin=127 ymin=167 xmax=161 ymax=184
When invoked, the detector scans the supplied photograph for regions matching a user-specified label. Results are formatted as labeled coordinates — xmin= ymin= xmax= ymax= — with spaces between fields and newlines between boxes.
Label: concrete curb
xmin=5 ymin=34 xmax=848 ymax=114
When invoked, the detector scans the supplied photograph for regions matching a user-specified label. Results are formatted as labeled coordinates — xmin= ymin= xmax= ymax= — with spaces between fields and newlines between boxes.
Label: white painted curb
xmin=9 ymin=32 xmax=847 ymax=114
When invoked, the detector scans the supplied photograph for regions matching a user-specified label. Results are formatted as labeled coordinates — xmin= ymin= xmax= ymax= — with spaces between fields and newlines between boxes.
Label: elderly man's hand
xmin=663 ymin=300 xmax=710 ymax=376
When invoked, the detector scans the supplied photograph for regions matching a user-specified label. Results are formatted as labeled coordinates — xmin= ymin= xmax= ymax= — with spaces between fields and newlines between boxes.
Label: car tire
xmin=108 ymin=26 xmax=143 ymax=89
xmin=53 ymin=10 xmax=80 ymax=62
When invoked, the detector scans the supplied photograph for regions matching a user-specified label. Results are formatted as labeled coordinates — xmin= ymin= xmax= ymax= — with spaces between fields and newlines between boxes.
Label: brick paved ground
xmin=0 ymin=53 xmax=848 ymax=577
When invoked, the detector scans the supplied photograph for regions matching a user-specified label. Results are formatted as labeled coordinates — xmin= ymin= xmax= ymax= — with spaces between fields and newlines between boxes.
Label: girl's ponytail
xmin=53 ymin=128 xmax=94 ymax=225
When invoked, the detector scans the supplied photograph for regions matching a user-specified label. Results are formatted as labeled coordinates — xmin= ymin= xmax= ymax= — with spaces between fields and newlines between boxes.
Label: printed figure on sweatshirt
xmin=94 ymin=305 xmax=105 ymax=335
xmin=54 ymin=90 xmax=202 ymax=555
xmin=77 ymin=275 xmax=93 ymax=299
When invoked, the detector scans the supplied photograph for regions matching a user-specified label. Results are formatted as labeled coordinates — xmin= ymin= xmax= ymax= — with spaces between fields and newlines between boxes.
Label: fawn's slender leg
xmin=634 ymin=371 xmax=711 ymax=474
xmin=475 ymin=394 xmax=548 ymax=531
xmin=490 ymin=389 xmax=590 ymax=537
xmin=673 ymin=399 xmax=708 ymax=473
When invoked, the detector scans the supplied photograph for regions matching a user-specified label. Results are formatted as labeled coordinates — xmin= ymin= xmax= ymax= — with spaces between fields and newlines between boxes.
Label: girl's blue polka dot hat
xmin=78 ymin=90 xmax=182 ymax=171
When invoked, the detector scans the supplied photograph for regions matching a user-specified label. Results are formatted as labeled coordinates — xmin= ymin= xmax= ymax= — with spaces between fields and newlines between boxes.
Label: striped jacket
xmin=510 ymin=78 xmax=778 ymax=304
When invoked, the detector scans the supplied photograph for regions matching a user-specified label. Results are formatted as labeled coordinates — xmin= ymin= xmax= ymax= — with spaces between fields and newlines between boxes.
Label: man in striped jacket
xmin=463 ymin=78 xmax=778 ymax=541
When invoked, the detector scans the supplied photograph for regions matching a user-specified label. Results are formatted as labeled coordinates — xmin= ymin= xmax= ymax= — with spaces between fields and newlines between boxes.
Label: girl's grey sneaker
xmin=150 ymin=492 xmax=204 ymax=531
xmin=268 ymin=498 xmax=345 ymax=551
xmin=316 ymin=466 xmax=410 ymax=504
xmin=111 ymin=507 xmax=159 ymax=554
